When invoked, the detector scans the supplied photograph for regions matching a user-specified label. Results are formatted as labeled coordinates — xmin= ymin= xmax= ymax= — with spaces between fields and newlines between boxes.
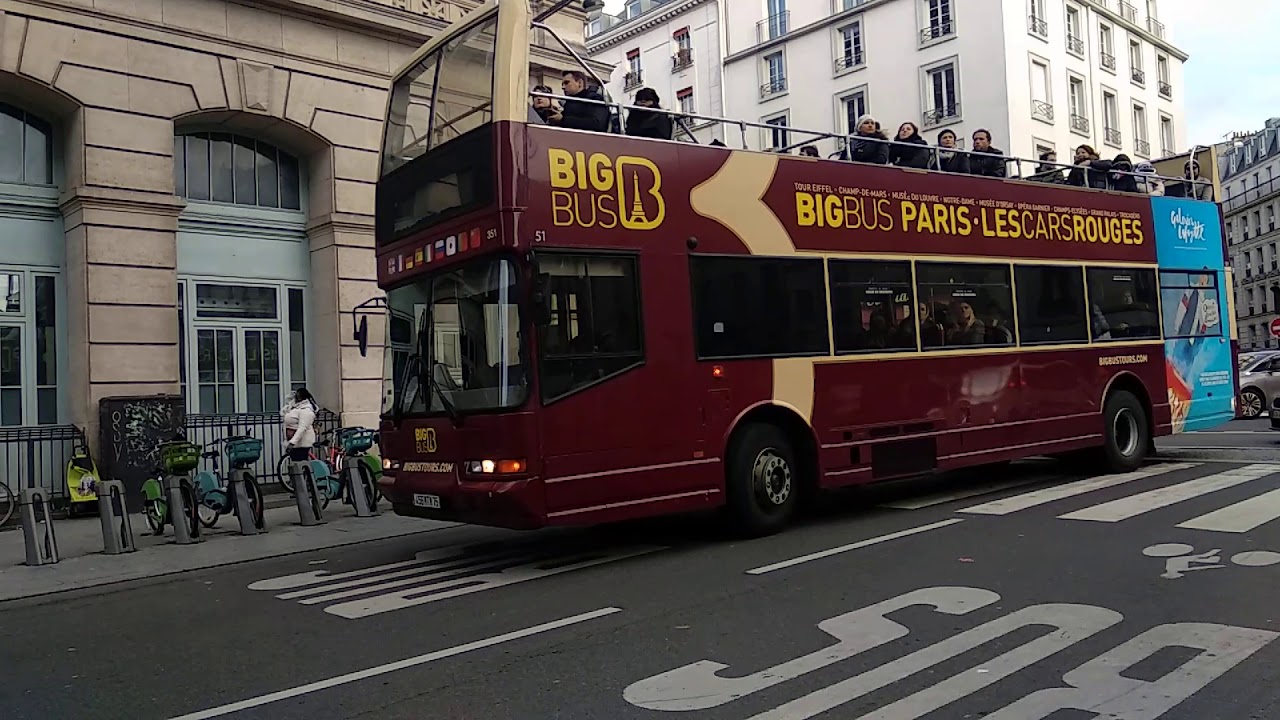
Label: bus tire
xmin=1099 ymin=390 xmax=1149 ymax=473
xmin=725 ymin=423 xmax=798 ymax=537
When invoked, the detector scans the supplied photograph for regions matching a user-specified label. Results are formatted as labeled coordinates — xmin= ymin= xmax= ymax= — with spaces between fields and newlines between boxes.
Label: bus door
xmin=533 ymin=251 xmax=704 ymax=514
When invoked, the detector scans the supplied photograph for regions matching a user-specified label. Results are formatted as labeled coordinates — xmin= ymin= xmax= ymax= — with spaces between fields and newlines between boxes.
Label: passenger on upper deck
xmin=968 ymin=129 xmax=1007 ymax=178
xmin=1135 ymin=161 xmax=1165 ymax=195
xmin=841 ymin=114 xmax=889 ymax=165
xmin=888 ymin=122 xmax=931 ymax=169
xmin=932 ymin=129 xmax=970 ymax=174
xmin=1182 ymin=161 xmax=1213 ymax=201
xmin=624 ymin=88 xmax=674 ymax=141
xmin=546 ymin=70 xmax=610 ymax=133
xmin=1030 ymin=151 xmax=1066 ymax=183
xmin=530 ymin=84 xmax=558 ymax=123
xmin=1066 ymin=145 xmax=1109 ymax=189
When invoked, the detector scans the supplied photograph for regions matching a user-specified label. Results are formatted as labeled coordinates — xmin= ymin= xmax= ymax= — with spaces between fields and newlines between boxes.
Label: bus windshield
xmin=382 ymin=257 xmax=528 ymax=417
xmin=379 ymin=13 xmax=499 ymax=243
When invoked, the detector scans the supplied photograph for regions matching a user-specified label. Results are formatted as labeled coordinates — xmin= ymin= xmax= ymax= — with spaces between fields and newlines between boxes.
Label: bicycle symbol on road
xmin=1143 ymin=543 xmax=1280 ymax=579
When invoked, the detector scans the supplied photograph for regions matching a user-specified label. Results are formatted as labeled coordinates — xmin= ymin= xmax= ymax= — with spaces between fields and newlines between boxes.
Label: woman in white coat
xmin=280 ymin=387 xmax=318 ymax=462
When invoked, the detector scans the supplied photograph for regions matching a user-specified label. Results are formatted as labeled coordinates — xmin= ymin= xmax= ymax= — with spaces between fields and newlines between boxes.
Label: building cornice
xmin=585 ymin=0 xmax=711 ymax=52
xmin=1080 ymin=0 xmax=1189 ymax=62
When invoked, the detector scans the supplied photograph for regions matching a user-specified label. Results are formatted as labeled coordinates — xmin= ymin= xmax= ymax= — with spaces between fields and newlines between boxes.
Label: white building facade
xmin=715 ymin=0 xmax=1186 ymax=164
xmin=1220 ymin=120 xmax=1280 ymax=351
xmin=586 ymin=0 xmax=727 ymax=144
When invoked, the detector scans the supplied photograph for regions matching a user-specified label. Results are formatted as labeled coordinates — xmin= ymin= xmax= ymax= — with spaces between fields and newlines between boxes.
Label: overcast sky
xmin=598 ymin=0 xmax=1272 ymax=147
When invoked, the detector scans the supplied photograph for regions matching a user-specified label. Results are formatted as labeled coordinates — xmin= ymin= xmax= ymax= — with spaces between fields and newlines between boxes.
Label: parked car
xmin=1238 ymin=351 xmax=1280 ymax=418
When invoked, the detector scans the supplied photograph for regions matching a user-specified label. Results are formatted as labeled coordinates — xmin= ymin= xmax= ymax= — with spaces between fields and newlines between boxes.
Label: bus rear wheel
xmin=726 ymin=423 xmax=798 ymax=537
xmin=1099 ymin=390 xmax=1149 ymax=473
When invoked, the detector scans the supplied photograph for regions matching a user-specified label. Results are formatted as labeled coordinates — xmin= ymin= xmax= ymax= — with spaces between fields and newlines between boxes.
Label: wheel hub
xmin=1114 ymin=408 xmax=1140 ymax=457
xmin=752 ymin=449 xmax=792 ymax=507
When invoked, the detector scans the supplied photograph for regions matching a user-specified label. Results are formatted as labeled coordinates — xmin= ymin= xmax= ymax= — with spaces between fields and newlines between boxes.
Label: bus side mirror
xmin=355 ymin=316 xmax=369 ymax=357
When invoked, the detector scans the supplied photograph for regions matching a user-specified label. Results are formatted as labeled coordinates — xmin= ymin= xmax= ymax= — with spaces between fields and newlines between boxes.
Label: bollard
xmin=164 ymin=474 xmax=202 ymax=544
xmin=96 ymin=480 xmax=136 ymax=555
xmin=228 ymin=470 xmax=265 ymax=535
xmin=345 ymin=462 xmax=379 ymax=518
xmin=19 ymin=487 xmax=59 ymax=566
xmin=290 ymin=460 xmax=325 ymax=526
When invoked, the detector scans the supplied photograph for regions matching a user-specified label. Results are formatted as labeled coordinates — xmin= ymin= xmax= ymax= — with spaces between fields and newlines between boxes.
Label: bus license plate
xmin=413 ymin=493 xmax=441 ymax=509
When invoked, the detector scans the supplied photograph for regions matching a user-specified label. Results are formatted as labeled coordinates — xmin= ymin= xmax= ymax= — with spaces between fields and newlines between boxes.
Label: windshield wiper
xmin=426 ymin=367 xmax=461 ymax=428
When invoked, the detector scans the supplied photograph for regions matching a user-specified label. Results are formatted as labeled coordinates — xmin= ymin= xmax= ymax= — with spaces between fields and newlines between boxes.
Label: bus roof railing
xmin=527 ymin=90 xmax=1213 ymax=199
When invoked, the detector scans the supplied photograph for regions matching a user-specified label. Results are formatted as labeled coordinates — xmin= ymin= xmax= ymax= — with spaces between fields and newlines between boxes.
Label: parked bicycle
xmin=275 ymin=428 xmax=342 ymax=494
xmin=141 ymin=439 xmax=201 ymax=537
xmin=193 ymin=428 xmax=266 ymax=529
xmin=333 ymin=426 xmax=383 ymax=510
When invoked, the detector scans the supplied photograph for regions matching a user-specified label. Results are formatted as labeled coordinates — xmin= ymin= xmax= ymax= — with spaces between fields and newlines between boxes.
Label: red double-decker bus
xmin=356 ymin=0 xmax=1235 ymax=535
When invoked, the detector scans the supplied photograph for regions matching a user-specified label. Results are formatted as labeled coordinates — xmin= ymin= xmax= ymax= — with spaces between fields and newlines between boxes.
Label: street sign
xmin=1270 ymin=318 xmax=1280 ymax=339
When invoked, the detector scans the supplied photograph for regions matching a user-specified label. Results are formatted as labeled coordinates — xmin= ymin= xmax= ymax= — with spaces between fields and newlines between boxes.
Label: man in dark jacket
xmin=547 ymin=70 xmax=610 ymax=132
xmin=624 ymin=87 xmax=673 ymax=140
xmin=969 ymin=129 xmax=1007 ymax=178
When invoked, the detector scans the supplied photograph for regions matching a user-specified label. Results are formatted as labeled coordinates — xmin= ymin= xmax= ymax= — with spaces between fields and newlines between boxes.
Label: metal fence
xmin=0 ymin=425 xmax=88 ymax=505
xmin=0 ymin=409 xmax=342 ymax=508
xmin=182 ymin=409 xmax=341 ymax=488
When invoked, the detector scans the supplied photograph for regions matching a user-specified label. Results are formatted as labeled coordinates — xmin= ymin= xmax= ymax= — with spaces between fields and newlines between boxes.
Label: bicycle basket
xmin=159 ymin=441 xmax=201 ymax=475
xmin=338 ymin=428 xmax=376 ymax=455
xmin=226 ymin=437 xmax=264 ymax=467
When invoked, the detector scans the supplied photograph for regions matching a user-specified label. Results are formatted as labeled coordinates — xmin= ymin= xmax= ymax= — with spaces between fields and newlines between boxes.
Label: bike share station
xmin=16 ymin=394 xmax=384 ymax=567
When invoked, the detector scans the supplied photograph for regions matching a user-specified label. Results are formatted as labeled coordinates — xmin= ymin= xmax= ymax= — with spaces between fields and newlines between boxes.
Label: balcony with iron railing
xmin=1161 ymin=144 xmax=1174 ymax=157
xmin=623 ymin=70 xmax=643 ymax=90
xmin=832 ymin=0 xmax=869 ymax=12
xmin=1093 ymin=0 xmax=1112 ymax=9
xmin=1066 ymin=34 xmax=1084 ymax=55
xmin=1134 ymin=138 xmax=1150 ymax=157
xmin=1131 ymin=67 xmax=1145 ymax=85
xmin=923 ymin=103 xmax=960 ymax=127
xmin=1146 ymin=16 xmax=1165 ymax=38
xmin=1225 ymin=176 xmax=1280 ymax=213
xmin=1070 ymin=114 xmax=1090 ymax=134
xmin=757 ymin=11 xmax=789 ymax=43
xmin=1031 ymin=100 xmax=1054 ymax=122
xmin=671 ymin=47 xmax=693 ymax=71
xmin=920 ymin=20 xmax=954 ymax=43
xmin=760 ymin=78 xmax=787 ymax=98
xmin=1119 ymin=0 xmax=1136 ymax=22
xmin=1104 ymin=126 xmax=1122 ymax=146
xmin=834 ymin=51 xmax=865 ymax=72
xmin=1159 ymin=80 xmax=1172 ymax=98
xmin=1101 ymin=52 xmax=1116 ymax=71
xmin=1028 ymin=15 xmax=1048 ymax=37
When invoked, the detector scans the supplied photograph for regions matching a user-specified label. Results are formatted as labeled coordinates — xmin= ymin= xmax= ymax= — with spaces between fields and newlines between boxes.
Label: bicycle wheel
xmin=0 ymin=482 xmax=14 ymax=527
xmin=197 ymin=495 xmax=222 ymax=529
xmin=179 ymin=481 xmax=200 ymax=539
xmin=145 ymin=499 xmax=166 ymax=536
xmin=244 ymin=473 xmax=265 ymax=528
xmin=356 ymin=461 xmax=379 ymax=510
xmin=277 ymin=453 xmax=295 ymax=494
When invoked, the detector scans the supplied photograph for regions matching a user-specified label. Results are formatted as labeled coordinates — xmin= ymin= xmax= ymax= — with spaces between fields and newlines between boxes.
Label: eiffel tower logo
xmin=625 ymin=170 xmax=649 ymax=226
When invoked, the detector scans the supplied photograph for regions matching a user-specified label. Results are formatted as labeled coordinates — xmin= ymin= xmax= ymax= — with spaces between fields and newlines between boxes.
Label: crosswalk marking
xmin=958 ymin=463 xmax=1196 ymax=516
xmin=1176 ymin=487 xmax=1280 ymax=533
xmin=1059 ymin=464 xmax=1279 ymax=523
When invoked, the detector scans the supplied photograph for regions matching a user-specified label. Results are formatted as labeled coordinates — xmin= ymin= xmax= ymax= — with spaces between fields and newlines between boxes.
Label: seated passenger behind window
xmin=933 ymin=129 xmax=970 ymax=174
xmin=918 ymin=301 xmax=946 ymax=348
xmin=889 ymin=122 xmax=931 ymax=169
xmin=547 ymin=70 xmax=611 ymax=132
xmin=946 ymin=300 xmax=986 ymax=345
xmin=625 ymin=88 xmax=673 ymax=140
xmin=840 ymin=114 xmax=889 ymax=165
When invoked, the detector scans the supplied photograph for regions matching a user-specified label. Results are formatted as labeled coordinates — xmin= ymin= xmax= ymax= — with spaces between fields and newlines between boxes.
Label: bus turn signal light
xmin=712 ymin=365 xmax=725 ymax=378
xmin=464 ymin=458 xmax=527 ymax=475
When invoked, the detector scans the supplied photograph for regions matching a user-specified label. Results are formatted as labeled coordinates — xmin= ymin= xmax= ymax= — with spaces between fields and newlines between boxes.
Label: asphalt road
xmin=5 ymin=423 xmax=1280 ymax=720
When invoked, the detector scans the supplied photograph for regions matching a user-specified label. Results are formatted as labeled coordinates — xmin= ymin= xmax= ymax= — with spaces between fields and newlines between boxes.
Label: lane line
xmin=165 ymin=607 xmax=623 ymax=720
xmin=1159 ymin=445 xmax=1280 ymax=450
xmin=879 ymin=478 xmax=1051 ymax=510
xmin=745 ymin=519 xmax=964 ymax=575
xmin=957 ymin=463 xmax=1197 ymax=516
xmin=1176 ymin=486 xmax=1280 ymax=533
xmin=1059 ymin=464 xmax=1280 ymax=523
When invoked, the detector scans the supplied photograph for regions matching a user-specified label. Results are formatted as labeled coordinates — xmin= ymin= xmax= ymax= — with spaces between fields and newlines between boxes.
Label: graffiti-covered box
xmin=98 ymin=395 xmax=185 ymax=512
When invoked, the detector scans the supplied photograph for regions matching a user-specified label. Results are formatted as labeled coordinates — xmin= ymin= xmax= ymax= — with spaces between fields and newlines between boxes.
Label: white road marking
xmin=1059 ymin=464 xmax=1280 ymax=523
xmin=745 ymin=519 xmax=963 ymax=575
xmin=1180 ymin=430 xmax=1275 ymax=434
xmin=958 ymin=463 xmax=1196 ymax=516
xmin=1159 ymin=445 xmax=1280 ymax=450
xmin=167 ymin=607 xmax=623 ymax=720
xmin=1177 ymin=486 xmax=1280 ymax=533
xmin=880 ymin=478 xmax=1051 ymax=510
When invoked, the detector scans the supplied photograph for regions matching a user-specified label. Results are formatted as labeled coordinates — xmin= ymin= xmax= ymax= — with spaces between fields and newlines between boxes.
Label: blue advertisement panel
xmin=1150 ymin=196 xmax=1234 ymax=432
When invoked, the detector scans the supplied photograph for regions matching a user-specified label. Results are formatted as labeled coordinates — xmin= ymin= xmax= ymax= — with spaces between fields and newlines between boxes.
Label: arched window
xmin=0 ymin=102 xmax=54 ymax=186
xmin=174 ymin=133 xmax=301 ymax=210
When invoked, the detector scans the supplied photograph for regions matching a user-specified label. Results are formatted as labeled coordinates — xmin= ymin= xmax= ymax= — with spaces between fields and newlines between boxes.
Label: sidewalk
xmin=0 ymin=500 xmax=458 ymax=603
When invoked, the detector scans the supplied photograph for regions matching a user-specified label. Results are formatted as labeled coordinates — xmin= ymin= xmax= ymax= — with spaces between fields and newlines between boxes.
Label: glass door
xmin=195 ymin=327 xmax=236 ymax=414
xmin=243 ymin=329 xmax=283 ymax=412
xmin=193 ymin=326 xmax=285 ymax=414
xmin=0 ymin=325 xmax=21 ymax=426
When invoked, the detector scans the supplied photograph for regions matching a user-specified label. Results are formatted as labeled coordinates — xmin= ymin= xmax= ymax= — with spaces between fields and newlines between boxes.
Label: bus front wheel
xmin=1099 ymin=390 xmax=1150 ymax=473
xmin=726 ymin=423 xmax=798 ymax=537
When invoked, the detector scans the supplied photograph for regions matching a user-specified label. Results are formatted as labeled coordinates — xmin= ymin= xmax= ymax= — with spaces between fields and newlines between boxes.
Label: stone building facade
xmin=0 ymin=0 xmax=592 ymax=481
